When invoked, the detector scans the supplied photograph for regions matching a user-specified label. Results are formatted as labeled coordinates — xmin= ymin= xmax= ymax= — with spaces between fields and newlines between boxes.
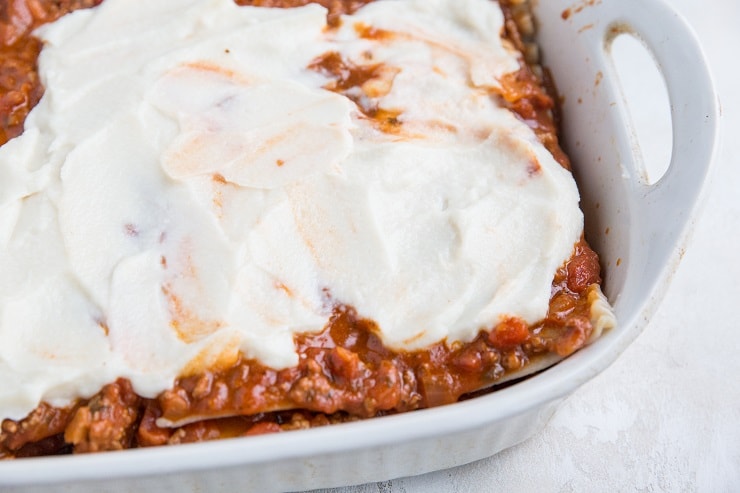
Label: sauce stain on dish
xmin=562 ymin=0 xmax=602 ymax=20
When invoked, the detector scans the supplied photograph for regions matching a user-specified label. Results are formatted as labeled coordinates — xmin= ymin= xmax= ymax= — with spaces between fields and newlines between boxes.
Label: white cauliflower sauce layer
xmin=0 ymin=0 xmax=585 ymax=420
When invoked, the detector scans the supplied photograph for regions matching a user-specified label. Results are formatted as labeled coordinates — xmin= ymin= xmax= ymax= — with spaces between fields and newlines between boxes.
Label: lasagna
xmin=0 ymin=0 xmax=615 ymax=457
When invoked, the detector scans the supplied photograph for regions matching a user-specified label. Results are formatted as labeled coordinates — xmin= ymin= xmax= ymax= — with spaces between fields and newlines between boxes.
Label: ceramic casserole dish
xmin=0 ymin=0 xmax=719 ymax=491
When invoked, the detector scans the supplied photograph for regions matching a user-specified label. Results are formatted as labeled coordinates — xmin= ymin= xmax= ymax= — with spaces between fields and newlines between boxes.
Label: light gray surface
xmin=320 ymin=0 xmax=740 ymax=491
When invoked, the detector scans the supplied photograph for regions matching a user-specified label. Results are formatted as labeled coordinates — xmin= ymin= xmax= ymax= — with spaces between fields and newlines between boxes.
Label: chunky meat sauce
xmin=0 ymin=0 xmax=603 ymax=458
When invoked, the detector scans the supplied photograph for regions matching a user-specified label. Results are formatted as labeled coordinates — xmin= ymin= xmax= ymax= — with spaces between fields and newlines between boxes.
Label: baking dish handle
xmin=599 ymin=0 xmax=719 ymax=263
xmin=553 ymin=0 xmax=721 ymax=302
xmin=537 ymin=0 xmax=721 ymax=316
xmin=608 ymin=0 xmax=719 ymax=220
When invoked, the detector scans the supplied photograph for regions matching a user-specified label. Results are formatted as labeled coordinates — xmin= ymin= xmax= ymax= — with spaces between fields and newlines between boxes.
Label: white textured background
xmin=319 ymin=0 xmax=740 ymax=491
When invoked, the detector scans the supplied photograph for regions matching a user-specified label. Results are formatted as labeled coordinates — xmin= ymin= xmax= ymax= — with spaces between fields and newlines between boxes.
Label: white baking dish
xmin=0 ymin=0 xmax=719 ymax=491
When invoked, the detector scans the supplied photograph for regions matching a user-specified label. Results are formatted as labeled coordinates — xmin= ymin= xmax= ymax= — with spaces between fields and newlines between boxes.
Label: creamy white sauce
xmin=0 ymin=0 xmax=583 ymax=420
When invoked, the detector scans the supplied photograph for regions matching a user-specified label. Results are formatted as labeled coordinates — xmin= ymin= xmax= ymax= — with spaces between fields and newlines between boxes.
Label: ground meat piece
xmin=167 ymin=421 xmax=225 ymax=445
xmin=1 ymin=403 xmax=75 ymax=454
xmin=64 ymin=379 xmax=142 ymax=453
